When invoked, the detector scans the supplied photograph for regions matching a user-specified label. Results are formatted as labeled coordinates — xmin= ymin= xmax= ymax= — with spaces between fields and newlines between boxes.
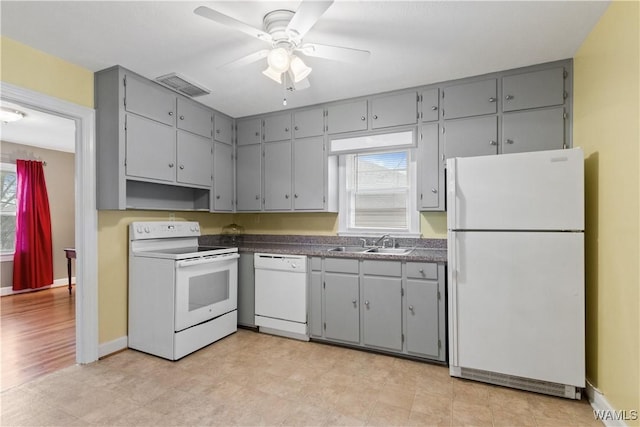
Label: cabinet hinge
xmin=563 ymin=143 xmax=567 ymax=149
xmin=324 ymin=110 xmax=328 ymax=117
xmin=323 ymin=281 xmax=326 ymax=289
xmin=563 ymin=69 xmax=568 ymax=79
xmin=401 ymin=288 xmax=404 ymax=296
xmin=563 ymin=91 xmax=568 ymax=100
xmin=417 ymin=94 xmax=421 ymax=102
xmin=420 ymin=112 xmax=423 ymax=119
xmin=323 ymin=196 xmax=326 ymax=204
xmin=323 ymin=322 xmax=326 ymax=330
xmin=563 ymin=112 xmax=568 ymax=119
xmin=441 ymin=91 xmax=445 ymax=99
xmin=438 ymin=339 xmax=442 ymax=349
xmin=442 ymin=127 xmax=445 ymax=134
xmin=420 ymin=193 xmax=423 ymax=200
xmin=402 ymin=334 xmax=405 ymax=343
xmin=437 ymin=290 xmax=441 ymax=300
xmin=441 ymin=109 xmax=445 ymax=118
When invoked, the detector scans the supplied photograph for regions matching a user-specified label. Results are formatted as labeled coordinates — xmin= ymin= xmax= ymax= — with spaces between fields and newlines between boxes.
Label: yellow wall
xmin=574 ymin=1 xmax=640 ymax=419
xmin=0 ymin=37 xmax=93 ymax=108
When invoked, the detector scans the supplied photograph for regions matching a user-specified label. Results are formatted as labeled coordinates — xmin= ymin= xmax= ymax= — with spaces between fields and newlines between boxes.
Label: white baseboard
xmin=587 ymin=381 xmax=630 ymax=427
xmin=98 ymin=336 xmax=128 ymax=359
xmin=0 ymin=277 xmax=76 ymax=296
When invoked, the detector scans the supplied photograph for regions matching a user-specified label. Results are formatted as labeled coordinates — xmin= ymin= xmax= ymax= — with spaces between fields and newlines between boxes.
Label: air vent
xmin=155 ymin=73 xmax=210 ymax=98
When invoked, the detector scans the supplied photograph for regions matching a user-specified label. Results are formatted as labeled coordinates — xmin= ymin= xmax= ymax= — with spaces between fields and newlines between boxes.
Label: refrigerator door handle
xmin=447 ymin=157 xmax=457 ymax=228
xmin=448 ymin=230 xmax=459 ymax=366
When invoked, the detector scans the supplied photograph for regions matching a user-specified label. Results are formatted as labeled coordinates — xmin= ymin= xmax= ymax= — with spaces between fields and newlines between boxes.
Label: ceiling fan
xmin=194 ymin=0 xmax=371 ymax=90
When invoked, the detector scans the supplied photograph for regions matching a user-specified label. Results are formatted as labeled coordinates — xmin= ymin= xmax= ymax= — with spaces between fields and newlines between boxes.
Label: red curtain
xmin=13 ymin=160 xmax=53 ymax=291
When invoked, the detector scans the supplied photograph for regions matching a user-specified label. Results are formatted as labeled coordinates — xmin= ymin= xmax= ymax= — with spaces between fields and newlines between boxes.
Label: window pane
xmin=1 ymin=170 xmax=17 ymax=212
xmin=1 ymin=167 xmax=17 ymax=253
xmin=1 ymin=214 xmax=16 ymax=252
xmin=354 ymin=192 xmax=408 ymax=229
xmin=355 ymin=152 xmax=407 ymax=190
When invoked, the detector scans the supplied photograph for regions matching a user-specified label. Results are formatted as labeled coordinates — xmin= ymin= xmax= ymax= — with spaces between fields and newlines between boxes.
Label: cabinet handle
xmin=488 ymin=97 xmax=496 ymax=102
xmin=489 ymin=140 xmax=497 ymax=146
xmin=352 ymin=300 xmax=357 ymax=307
xmin=285 ymin=127 xmax=289 ymax=132
xmin=168 ymin=163 xmax=174 ymax=168
xmin=365 ymin=300 xmax=370 ymax=308
xmin=373 ymin=115 xmax=378 ymax=120
xmin=431 ymin=188 xmax=437 ymax=193
xmin=505 ymin=139 xmax=514 ymax=144
xmin=216 ymin=129 xmax=221 ymax=134
xmin=285 ymin=194 xmax=289 ymax=199
xmin=168 ymin=112 xmax=174 ymax=116
xmin=216 ymin=195 xmax=221 ymax=199
xmin=409 ymin=305 xmax=415 ymax=313
xmin=431 ymin=106 xmax=438 ymax=111
xmin=179 ymin=165 xmax=184 ymax=170
xmin=179 ymin=115 xmax=184 ymax=120
xmin=255 ymin=195 xmax=260 ymax=200
xmin=294 ymin=126 xmax=299 ymax=131
xmin=419 ymin=268 xmax=424 ymax=274
xmin=505 ymin=95 xmax=514 ymax=100
xmin=255 ymin=132 xmax=259 ymax=136
xmin=360 ymin=116 xmax=366 ymax=121
xmin=294 ymin=194 xmax=298 ymax=198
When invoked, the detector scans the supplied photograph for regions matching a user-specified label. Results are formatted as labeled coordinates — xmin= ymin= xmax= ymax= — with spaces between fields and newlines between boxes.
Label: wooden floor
xmin=0 ymin=286 xmax=75 ymax=392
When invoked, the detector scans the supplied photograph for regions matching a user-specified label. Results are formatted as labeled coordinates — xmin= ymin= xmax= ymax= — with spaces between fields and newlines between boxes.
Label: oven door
xmin=174 ymin=253 xmax=239 ymax=332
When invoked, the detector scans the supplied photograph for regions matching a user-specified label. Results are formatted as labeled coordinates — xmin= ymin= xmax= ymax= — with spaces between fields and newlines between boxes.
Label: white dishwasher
xmin=254 ymin=253 xmax=308 ymax=341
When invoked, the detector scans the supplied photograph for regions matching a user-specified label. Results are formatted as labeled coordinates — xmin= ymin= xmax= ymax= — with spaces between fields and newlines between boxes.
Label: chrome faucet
xmin=359 ymin=238 xmax=368 ymax=248
xmin=374 ymin=234 xmax=390 ymax=247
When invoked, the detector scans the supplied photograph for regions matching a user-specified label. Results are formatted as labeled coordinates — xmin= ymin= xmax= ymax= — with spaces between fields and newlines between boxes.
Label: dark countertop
xmin=200 ymin=234 xmax=448 ymax=263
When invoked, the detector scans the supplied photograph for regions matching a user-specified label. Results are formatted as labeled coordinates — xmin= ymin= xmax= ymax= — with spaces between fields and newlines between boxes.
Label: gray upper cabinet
xmin=263 ymin=113 xmax=292 ymax=142
xmin=502 ymin=67 xmax=565 ymax=112
xmin=124 ymin=74 xmax=175 ymax=126
xmin=293 ymin=108 xmax=324 ymax=139
xmin=235 ymin=144 xmax=262 ymax=211
xmin=237 ymin=118 xmax=262 ymax=145
xmin=421 ymin=88 xmax=439 ymax=122
xmin=212 ymin=141 xmax=233 ymax=211
xmin=293 ymin=136 xmax=325 ymax=210
xmin=214 ymin=114 xmax=233 ymax=145
xmin=444 ymin=116 xmax=498 ymax=159
xmin=125 ymin=114 xmax=175 ymax=182
xmin=443 ymin=78 xmax=497 ymax=119
xmin=362 ymin=268 xmax=403 ymax=351
xmin=327 ymin=100 xmax=368 ymax=134
xmin=418 ymin=123 xmax=442 ymax=210
xmin=324 ymin=272 xmax=360 ymax=344
xmin=502 ymin=107 xmax=565 ymax=154
xmin=264 ymin=140 xmax=292 ymax=210
xmin=177 ymin=98 xmax=212 ymax=139
xmin=370 ymin=92 xmax=418 ymax=129
xmin=176 ymin=132 xmax=213 ymax=187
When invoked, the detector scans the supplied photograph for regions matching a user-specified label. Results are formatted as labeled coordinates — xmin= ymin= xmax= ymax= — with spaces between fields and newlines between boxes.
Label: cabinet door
xmin=263 ymin=113 xmax=292 ymax=142
xmin=125 ymin=114 xmax=175 ymax=182
xmin=443 ymin=79 xmax=497 ymax=119
xmin=177 ymin=98 xmax=212 ymax=138
xmin=237 ymin=253 xmax=255 ymax=327
xmin=444 ymin=116 xmax=498 ymax=159
xmin=214 ymin=114 xmax=233 ymax=145
xmin=502 ymin=67 xmax=565 ymax=112
xmin=362 ymin=276 xmax=402 ymax=351
xmin=406 ymin=279 xmax=440 ymax=358
xmin=236 ymin=144 xmax=262 ymax=211
xmin=294 ymin=108 xmax=325 ymax=139
xmin=176 ymin=132 xmax=213 ymax=187
xmin=237 ymin=118 xmax=261 ymax=145
xmin=264 ymin=140 xmax=292 ymax=210
xmin=421 ymin=88 xmax=440 ymax=122
xmin=125 ymin=74 xmax=175 ymax=126
xmin=293 ymin=136 xmax=324 ymax=210
xmin=309 ymin=269 xmax=323 ymax=338
xmin=324 ymin=273 xmax=360 ymax=344
xmin=213 ymin=141 xmax=233 ymax=211
xmin=371 ymin=92 xmax=418 ymax=129
xmin=327 ymin=100 xmax=368 ymax=134
xmin=418 ymin=123 xmax=441 ymax=210
xmin=502 ymin=107 xmax=565 ymax=154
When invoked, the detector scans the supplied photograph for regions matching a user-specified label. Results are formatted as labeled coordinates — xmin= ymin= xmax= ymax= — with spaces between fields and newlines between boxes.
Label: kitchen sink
xmin=365 ymin=247 xmax=414 ymax=256
xmin=327 ymin=246 xmax=369 ymax=253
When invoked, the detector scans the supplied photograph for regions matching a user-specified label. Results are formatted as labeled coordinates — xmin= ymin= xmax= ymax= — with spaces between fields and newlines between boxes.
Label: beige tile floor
xmin=1 ymin=329 xmax=600 ymax=426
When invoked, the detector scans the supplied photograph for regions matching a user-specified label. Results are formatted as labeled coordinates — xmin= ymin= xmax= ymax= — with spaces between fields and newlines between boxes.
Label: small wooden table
xmin=63 ymin=248 xmax=76 ymax=295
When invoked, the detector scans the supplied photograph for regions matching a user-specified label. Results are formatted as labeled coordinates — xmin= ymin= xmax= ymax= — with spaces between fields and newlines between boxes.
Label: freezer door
xmin=448 ymin=231 xmax=585 ymax=387
xmin=447 ymin=148 xmax=584 ymax=231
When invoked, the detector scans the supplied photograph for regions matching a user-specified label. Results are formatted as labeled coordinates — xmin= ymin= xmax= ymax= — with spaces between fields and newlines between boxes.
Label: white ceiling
xmin=1 ymin=1 xmax=609 ymax=119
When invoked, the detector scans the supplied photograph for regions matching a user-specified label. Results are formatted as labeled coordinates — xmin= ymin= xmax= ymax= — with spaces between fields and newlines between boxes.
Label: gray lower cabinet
xmin=309 ymin=267 xmax=323 ymax=338
xmin=362 ymin=272 xmax=402 ymax=351
xmin=264 ymin=140 xmax=293 ymax=211
xmin=237 ymin=253 xmax=255 ymax=327
xmin=212 ymin=141 xmax=233 ymax=211
xmin=324 ymin=272 xmax=360 ymax=344
xmin=236 ymin=144 xmax=262 ymax=211
xmin=502 ymin=107 xmax=565 ymax=154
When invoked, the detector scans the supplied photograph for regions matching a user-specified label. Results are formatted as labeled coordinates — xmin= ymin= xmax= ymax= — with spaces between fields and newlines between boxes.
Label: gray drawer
xmin=310 ymin=257 xmax=322 ymax=271
xmin=362 ymin=260 xmax=401 ymax=276
xmin=406 ymin=262 xmax=438 ymax=280
xmin=324 ymin=258 xmax=359 ymax=274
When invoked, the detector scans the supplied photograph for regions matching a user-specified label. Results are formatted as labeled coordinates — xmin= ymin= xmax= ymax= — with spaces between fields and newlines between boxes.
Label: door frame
xmin=1 ymin=82 xmax=99 ymax=364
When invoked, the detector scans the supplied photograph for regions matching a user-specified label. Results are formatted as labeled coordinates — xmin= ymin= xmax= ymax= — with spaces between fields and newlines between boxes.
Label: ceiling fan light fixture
xmin=289 ymin=55 xmax=312 ymax=82
xmin=266 ymin=47 xmax=291 ymax=73
xmin=262 ymin=66 xmax=283 ymax=83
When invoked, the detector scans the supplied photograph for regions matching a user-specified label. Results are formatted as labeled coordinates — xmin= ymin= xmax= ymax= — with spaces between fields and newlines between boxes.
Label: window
xmin=1 ymin=162 xmax=17 ymax=259
xmin=339 ymin=149 xmax=419 ymax=236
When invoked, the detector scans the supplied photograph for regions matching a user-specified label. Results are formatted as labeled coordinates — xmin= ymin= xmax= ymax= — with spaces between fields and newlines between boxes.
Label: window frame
xmin=337 ymin=148 xmax=420 ymax=237
xmin=0 ymin=162 xmax=17 ymax=261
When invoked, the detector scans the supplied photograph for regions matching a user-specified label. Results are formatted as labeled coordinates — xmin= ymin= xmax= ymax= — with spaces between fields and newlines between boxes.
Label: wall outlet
xmin=169 ymin=212 xmax=175 ymax=221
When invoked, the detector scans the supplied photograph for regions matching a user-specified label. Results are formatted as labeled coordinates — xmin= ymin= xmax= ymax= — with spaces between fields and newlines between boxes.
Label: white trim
xmin=1 ymin=82 xmax=99 ymax=365
xmin=0 ymin=277 xmax=77 ymax=296
xmin=98 ymin=336 xmax=128 ymax=359
xmin=587 ymin=381 xmax=629 ymax=427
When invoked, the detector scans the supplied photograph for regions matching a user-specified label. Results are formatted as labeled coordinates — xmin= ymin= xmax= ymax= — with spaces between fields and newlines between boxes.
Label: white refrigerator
xmin=447 ymin=148 xmax=585 ymax=399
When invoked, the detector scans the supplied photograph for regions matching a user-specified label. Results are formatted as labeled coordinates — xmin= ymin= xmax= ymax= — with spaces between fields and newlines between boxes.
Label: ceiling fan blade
xmin=286 ymin=0 xmax=334 ymax=39
xmin=299 ymin=43 xmax=371 ymax=64
xmin=194 ymin=6 xmax=272 ymax=43
xmin=220 ymin=49 xmax=269 ymax=69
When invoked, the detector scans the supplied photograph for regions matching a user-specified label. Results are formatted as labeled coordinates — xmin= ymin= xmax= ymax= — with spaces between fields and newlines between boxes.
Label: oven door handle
xmin=176 ymin=253 xmax=239 ymax=268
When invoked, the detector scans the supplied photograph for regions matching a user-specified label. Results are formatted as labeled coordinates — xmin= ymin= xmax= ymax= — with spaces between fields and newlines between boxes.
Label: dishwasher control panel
xmin=254 ymin=253 xmax=307 ymax=272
